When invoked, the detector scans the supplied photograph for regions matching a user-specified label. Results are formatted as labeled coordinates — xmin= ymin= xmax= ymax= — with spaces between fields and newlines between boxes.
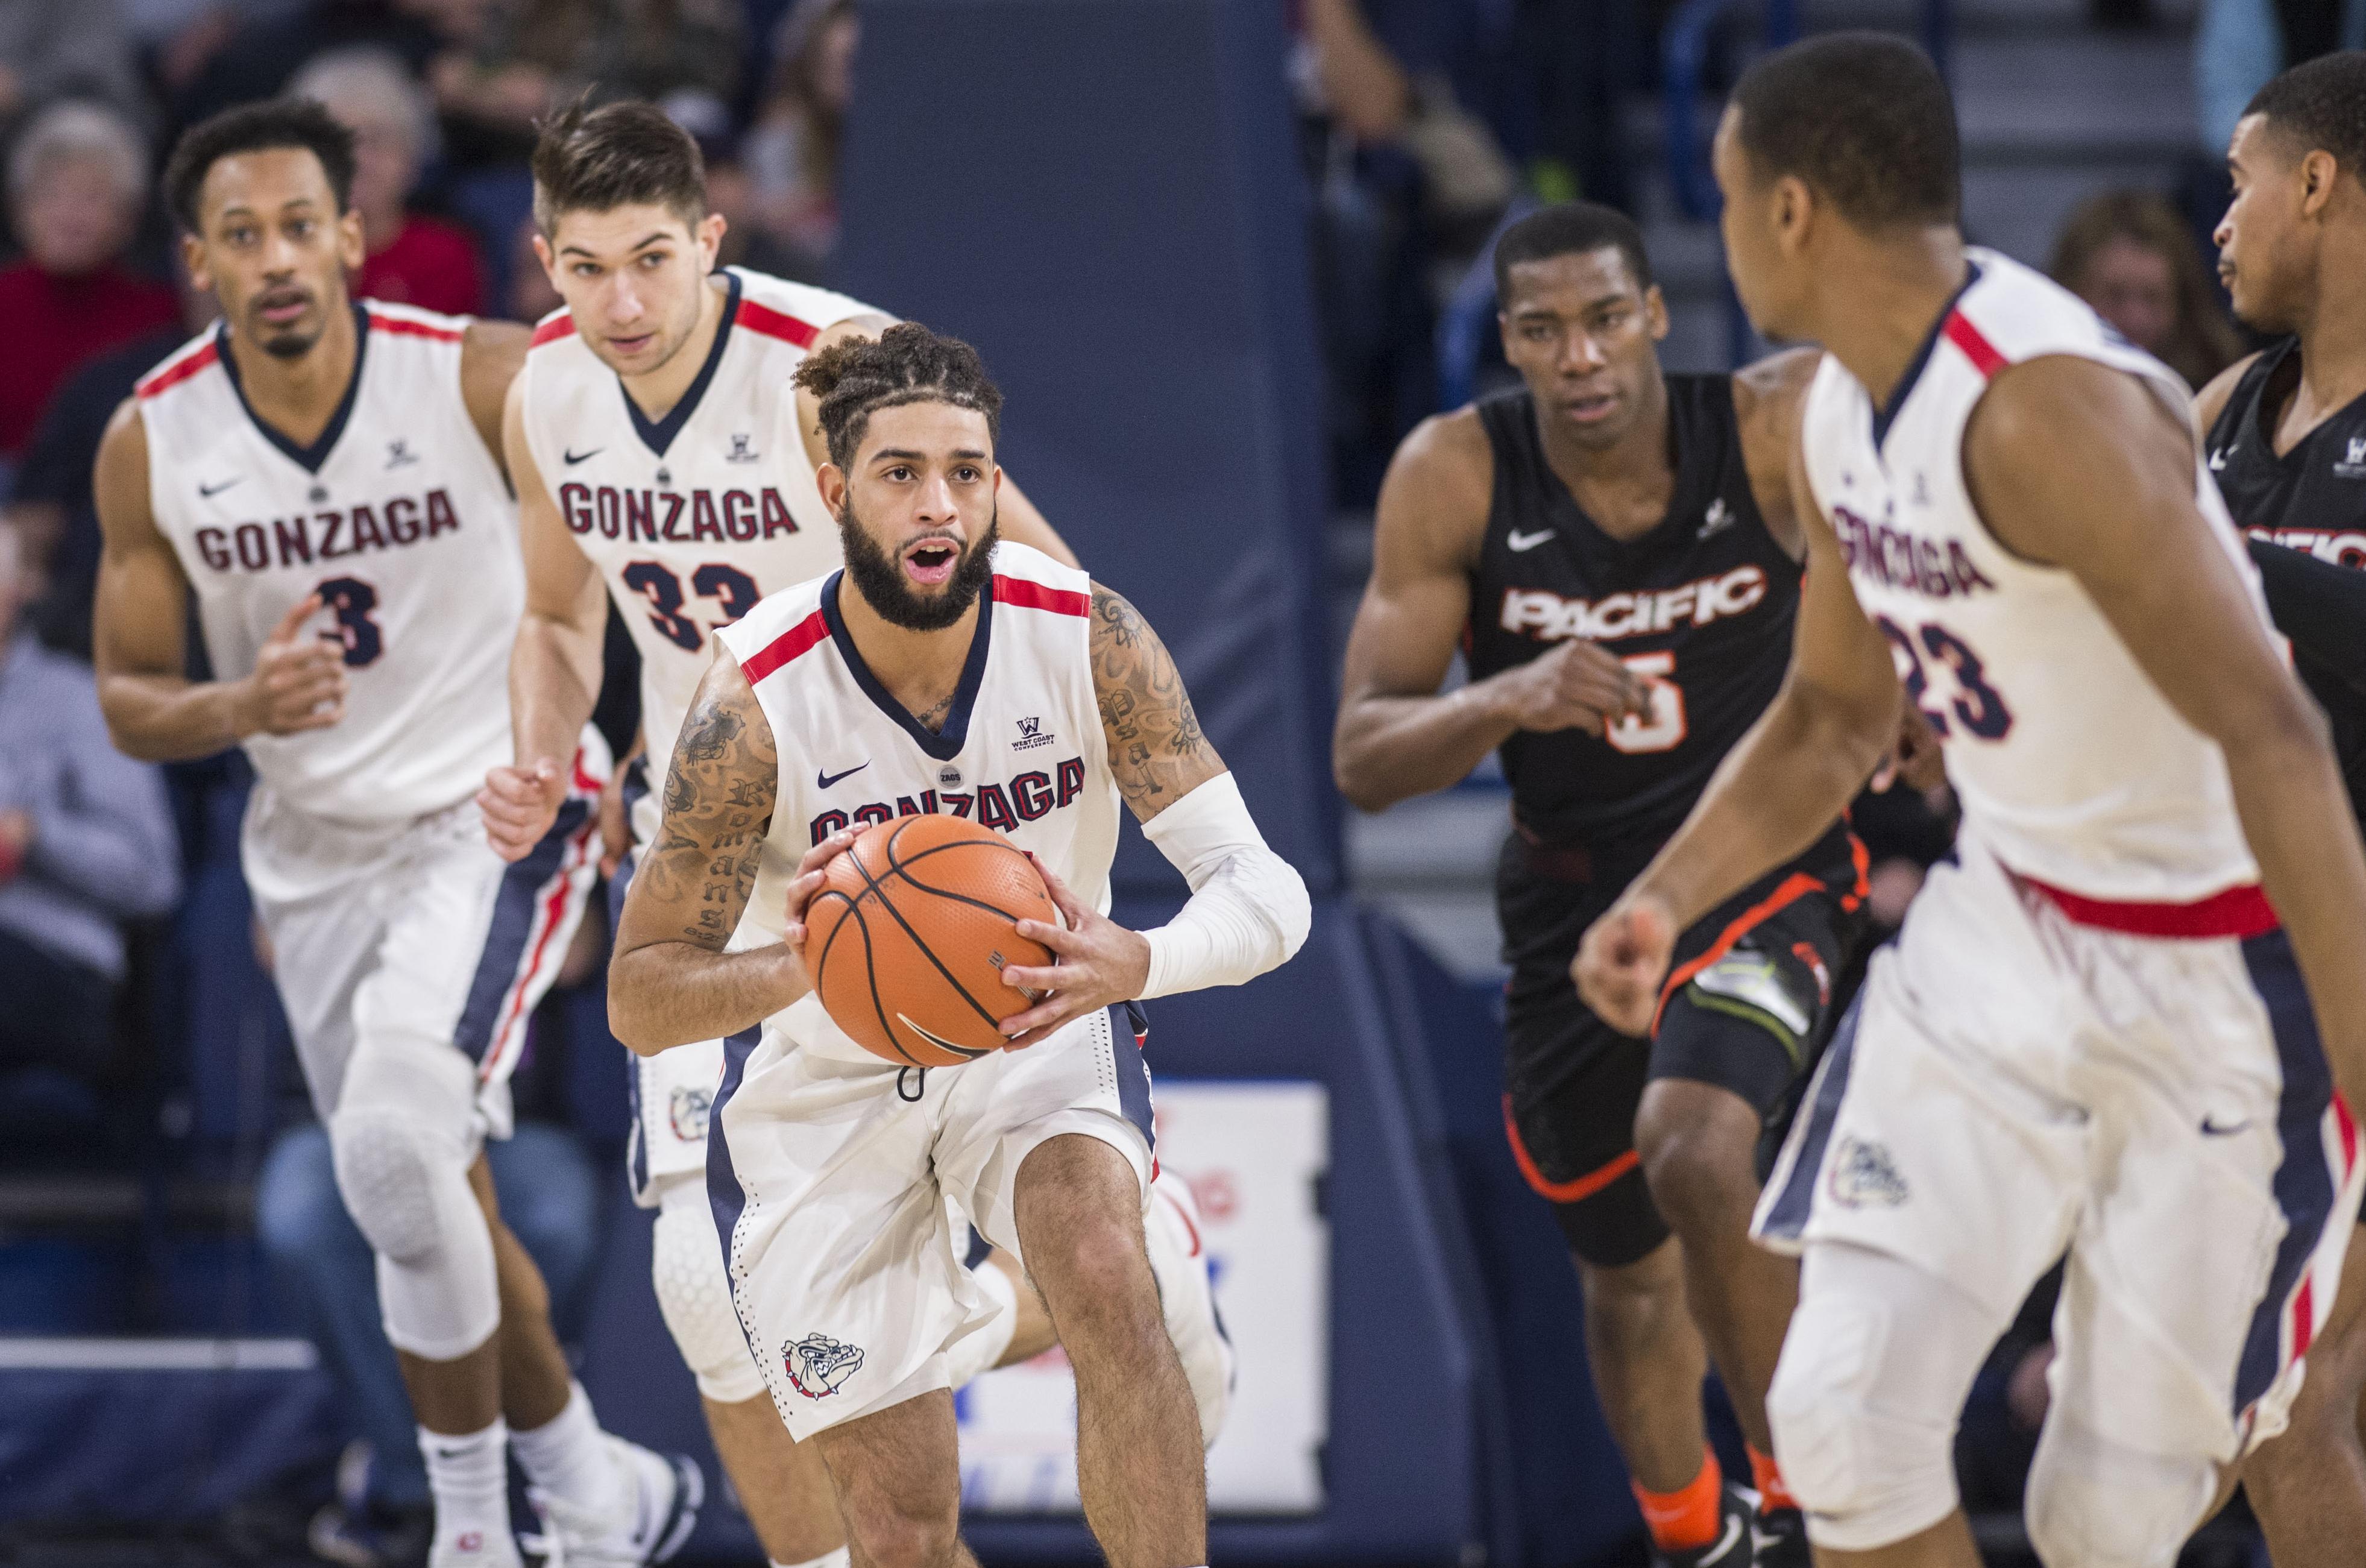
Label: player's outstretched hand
xmin=239 ymin=594 xmax=348 ymax=737
xmin=479 ymin=758 xmax=567 ymax=863
xmin=1496 ymin=638 xmax=1652 ymax=736
xmin=1573 ymin=890 xmax=1679 ymax=1037
xmin=998 ymin=856 xmax=1152 ymax=1050
xmin=595 ymin=764 xmax=632 ymax=878
xmin=781 ymin=828 xmax=857 ymax=956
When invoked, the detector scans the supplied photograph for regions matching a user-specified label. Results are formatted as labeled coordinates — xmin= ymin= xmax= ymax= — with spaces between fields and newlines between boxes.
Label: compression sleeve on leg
xmin=1135 ymin=772 xmax=1310 ymax=1000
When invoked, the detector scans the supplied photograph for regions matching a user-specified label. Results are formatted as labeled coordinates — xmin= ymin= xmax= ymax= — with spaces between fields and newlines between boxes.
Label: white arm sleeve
xmin=1135 ymin=771 xmax=1312 ymax=1000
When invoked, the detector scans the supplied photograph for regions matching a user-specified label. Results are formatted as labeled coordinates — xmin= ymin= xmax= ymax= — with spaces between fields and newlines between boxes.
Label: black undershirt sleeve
xmin=2249 ymin=537 xmax=2366 ymax=696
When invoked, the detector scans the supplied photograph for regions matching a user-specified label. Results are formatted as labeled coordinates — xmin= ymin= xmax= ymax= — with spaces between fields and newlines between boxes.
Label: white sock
xmin=508 ymin=1382 xmax=613 ymax=1513
xmin=774 ymin=1553 xmax=851 ymax=1568
xmin=419 ymin=1419 xmax=512 ymax=1561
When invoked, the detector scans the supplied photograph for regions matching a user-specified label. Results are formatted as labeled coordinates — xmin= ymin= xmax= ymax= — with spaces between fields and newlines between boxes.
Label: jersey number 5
xmin=1605 ymin=651 xmax=1688 ymax=754
xmin=621 ymin=561 xmax=762 ymax=652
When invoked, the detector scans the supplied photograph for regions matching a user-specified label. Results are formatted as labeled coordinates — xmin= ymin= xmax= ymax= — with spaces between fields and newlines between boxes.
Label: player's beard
xmin=838 ymin=499 xmax=1000 ymax=632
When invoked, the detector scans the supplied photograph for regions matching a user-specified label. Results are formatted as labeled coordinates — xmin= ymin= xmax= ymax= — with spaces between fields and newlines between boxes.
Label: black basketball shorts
xmin=1496 ymin=830 xmax=1867 ymax=1269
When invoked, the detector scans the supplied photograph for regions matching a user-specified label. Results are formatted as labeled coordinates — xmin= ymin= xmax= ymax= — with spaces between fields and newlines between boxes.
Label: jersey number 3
xmin=1605 ymin=651 xmax=1687 ymax=754
xmin=622 ymin=561 xmax=762 ymax=652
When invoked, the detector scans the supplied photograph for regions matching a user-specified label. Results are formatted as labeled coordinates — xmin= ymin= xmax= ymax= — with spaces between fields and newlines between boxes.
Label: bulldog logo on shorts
xmin=667 ymin=1085 xmax=712 ymax=1143
xmin=784 ymin=1333 xmax=865 ymax=1399
xmin=1827 ymin=1135 xmax=1908 ymax=1209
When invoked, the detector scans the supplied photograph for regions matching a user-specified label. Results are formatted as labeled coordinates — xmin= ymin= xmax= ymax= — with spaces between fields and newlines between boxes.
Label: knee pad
xmin=653 ymin=1180 xmax=766 ymax=1404
xmin=329 ymin=1104 xmax=445 ymax=1262
xmin=327 ymin=1083 xmax=496 ymax=1361
xmin=2026 ymin=1411 xmax=2215 ymax=1568
xmin=1767 ymin=1285 xmax=1960 ymax=1552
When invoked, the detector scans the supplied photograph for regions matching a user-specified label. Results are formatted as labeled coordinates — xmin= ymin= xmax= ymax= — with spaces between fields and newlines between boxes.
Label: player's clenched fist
xmin=235 ymin=594 xmax=348 ymax=737
xmin=479 ymin=758 xmax=569 ymax=863
xmin=1573 ymin=889 xmax=1678 ymax=1037
xmin=1489 ymin=638 xmax=1650 ymax=736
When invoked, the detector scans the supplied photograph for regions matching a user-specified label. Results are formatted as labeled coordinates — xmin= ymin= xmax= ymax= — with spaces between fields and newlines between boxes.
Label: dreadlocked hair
xmin=794 ymin=323 xmax=1005 ymax=470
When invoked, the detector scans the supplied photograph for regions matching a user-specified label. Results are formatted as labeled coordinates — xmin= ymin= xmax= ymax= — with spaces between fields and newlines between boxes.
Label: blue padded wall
xmin=834 ymin=0 xmax=1341 ymax=898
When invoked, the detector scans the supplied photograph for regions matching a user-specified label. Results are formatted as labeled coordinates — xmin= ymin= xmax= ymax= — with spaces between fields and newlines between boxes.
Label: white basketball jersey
xmin=716 ymin=543 xmax=1119 ymax=1054
xmin=516 ymin=268 xmax=872 ymax=779
xmin=1800 ymin=250 xmax=2267 ymax=904
xmin=137 ymin=303 xmax=518 ymax=825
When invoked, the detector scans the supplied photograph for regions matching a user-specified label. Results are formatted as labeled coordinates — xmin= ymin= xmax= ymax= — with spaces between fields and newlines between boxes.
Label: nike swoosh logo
xmin=564 ymin=447 xmax=602 ymax=465
xmin=198 ymin=478 xmax=241 ymax=497
xmin=1697 ymin=1515 xmax=1745 ymax=1564
xmin=1506 ymin=528 xmax=1556 ymax=552
xmin=2209 ymin=449 xmax=2228 ymax=471
xmin=817 ymin=763 xmax=869 ymax=789
xmin=2201 ymin=1115 xmax=2252 ymax=1136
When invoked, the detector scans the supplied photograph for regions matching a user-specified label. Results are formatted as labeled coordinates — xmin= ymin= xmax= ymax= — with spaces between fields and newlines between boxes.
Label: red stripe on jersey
xmin=368 ymin=312 xmax=464 ymax=344
xmin=740 ymin=609 xmax=829 ymax=684
xmin=2019 ymin=873 xmax=2280 ymax=939
xmin=2292 ymin=1274 xmax=2316 ymax=1360
xmin=1943 ymin=312 xmax=2009 ymax=379
xmin=737 ymin=299 xmax=819 ymax=348
xmin=531 ymin=312 xmax=577 ymax=347
xmin=136 ymin=341 xmax=219 ymax=398
xmin=992 ymin=576 xmax=1090 ymax=618
xmin=2338 ymin=1095 xmax=2360 ymax=1180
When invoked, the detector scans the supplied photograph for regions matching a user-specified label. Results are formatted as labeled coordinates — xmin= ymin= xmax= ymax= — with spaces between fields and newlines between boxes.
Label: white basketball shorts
xmin=244 ymin=739 xmax=606 ymax=1139
xmin=1756 ymin=828 xmax=2362 ymax=1461
xmin=708 ymin=997 xmax=1157 ymax=1440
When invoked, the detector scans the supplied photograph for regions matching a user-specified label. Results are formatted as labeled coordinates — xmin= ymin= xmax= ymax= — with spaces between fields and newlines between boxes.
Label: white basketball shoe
xmin=525 ymin=1437 xmax=702 ymax=1567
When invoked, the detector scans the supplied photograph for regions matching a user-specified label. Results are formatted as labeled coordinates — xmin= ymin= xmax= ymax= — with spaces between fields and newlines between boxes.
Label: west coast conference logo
xmin=784 ymin=1333 xmax=865 ymax=1399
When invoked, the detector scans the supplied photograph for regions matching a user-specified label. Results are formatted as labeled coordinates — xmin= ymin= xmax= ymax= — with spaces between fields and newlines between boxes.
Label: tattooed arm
xmin=609 ymin=648 xmax=842 ymax=1053
xmin=996 ymin=582 xmax=1307 ymax=1043
xmin=1089 ymin=582 xmax=1227 ymax=815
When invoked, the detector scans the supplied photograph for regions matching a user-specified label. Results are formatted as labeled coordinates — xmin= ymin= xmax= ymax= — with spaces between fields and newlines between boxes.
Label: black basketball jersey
xmin=2206 ymin=337 xmax=2366 ymax=822
xmin=1468 ymin=377 xmax=1805 ymax=849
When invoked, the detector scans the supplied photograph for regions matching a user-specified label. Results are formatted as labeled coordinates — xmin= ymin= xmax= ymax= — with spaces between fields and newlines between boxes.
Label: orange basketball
xmin=802 ymin=814 xmax=1059 ymax=1067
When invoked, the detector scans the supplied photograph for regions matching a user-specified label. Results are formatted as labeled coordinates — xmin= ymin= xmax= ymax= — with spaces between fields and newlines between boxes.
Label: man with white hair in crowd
xmin=0 ymin=98 xmax=177 ymax=463
xmin=0 ymin=519 xmax=180 ymax=1092
xmin=292 ymin=48 xmax=485 ymax=315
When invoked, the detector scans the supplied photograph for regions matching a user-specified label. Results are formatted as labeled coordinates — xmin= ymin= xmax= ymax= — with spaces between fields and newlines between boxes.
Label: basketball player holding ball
xmin=609 ymin=324 xmax=1309 ymax=1568
xmin=478 ymin=102 xmax=1231 ymax=1568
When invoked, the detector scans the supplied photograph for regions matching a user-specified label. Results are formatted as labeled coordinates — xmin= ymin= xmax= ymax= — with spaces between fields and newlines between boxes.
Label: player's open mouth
xmin=255 ymin=290 xmax=310 ymax=326
xmin=1562 ymin=391 xmax=1618 ymax=423
xmin=606 ymin=332 xmax=657 ymax=356
xmin=904 ymin=537 xmax=961 ymax=585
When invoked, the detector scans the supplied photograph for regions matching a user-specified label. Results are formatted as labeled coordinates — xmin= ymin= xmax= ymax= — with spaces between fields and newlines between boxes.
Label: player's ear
xmin=1644 ymin=285 xmax=1670 ymax=343
xmin=179 ymin=230 xmax=212 ymax=296
xmin=530 ymin=228 xmax=556 ymax=280
xmin=697 ymin=212 xmax=727 ymax=268
xmin=816 ymin=461 xmax=846 ymax=514
xmin=1771 ymin=174 xmax=1814 ymax=257
xmin=2299 ymin=149 xmax=2340 ymax=219
xmin=335 ymin=204 xmax=365 ymax=272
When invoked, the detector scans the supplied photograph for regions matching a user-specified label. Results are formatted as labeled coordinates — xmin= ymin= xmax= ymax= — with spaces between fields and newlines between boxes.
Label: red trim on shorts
xmin=367 ymin=311 xmax=464 ymax=344
xmin=1502 ymin=1095 xmax=1640 ymax=1203
xmin=136 ymin=341 xmax=218 ymax=398
xmin=740 ymin=609 xmax=830 ymax=684
xmin=2338 ymin=1095 xmax=2360 ymax=1180
xmin=1943 ymin=312 xmax=2009 ymax=379
xmin=1650 ymin=872 xmax=1825 ymax=1033
xmin=2019 ymin=873 xmax=2280 ymax=939
xmin=478 ymin=821 xmax=591 ymax=1085
xmin=1157 ymin=1182 xmax=1204 ymax=1259
xmin=2291 ymin=1275 xmax=2316 ymax=1360
xmin=992 ymin=576 xmax=1091 ymax=618
xmin=737 ymin=298 xmax=819 ymax=348
xmin=530 ymin=312 xmax=576 ymax=347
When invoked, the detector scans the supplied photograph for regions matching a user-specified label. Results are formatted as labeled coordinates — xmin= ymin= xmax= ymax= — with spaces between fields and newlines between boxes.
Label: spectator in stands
xmin=742 ymin=0 xmax=855 ymax=276
xmin=295 ymin=48 xmax=486 ymax=316
xmin=12 ymin=266 xmax=214 ymax=660
xmin=173 ymin=0 xmax=450 ymax=135
xmin=0 ymin=0 xmax=149 ymax=139
xmin=0 ymin=101 xmax=180 ymax=462
xmin=0 ymin=521 xmax=179 ymax=1089
xmin=2051 ymin=189 xmax=2244 ymax=389
xmin=433 ymin=0 xmax=746 ymax=160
